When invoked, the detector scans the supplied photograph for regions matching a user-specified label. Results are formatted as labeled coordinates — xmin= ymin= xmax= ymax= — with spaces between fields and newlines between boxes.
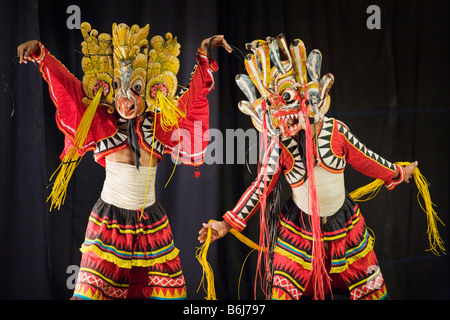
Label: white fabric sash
xmin=101 ymin=160 xmax=157 ymax=210
xmin=292 ymin=166 xmax=346 ymax=217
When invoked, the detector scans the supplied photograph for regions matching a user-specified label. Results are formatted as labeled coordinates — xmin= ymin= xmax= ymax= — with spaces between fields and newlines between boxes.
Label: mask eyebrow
xmin=277 ymin=81 xmax=297 ymax=96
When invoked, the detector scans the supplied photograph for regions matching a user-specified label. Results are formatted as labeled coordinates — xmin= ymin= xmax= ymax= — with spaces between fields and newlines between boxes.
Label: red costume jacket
xmin=31 ymin=43 xmax=218 ymax=167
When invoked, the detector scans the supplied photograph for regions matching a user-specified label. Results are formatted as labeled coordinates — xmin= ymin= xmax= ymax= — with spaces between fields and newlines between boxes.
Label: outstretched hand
xmin=200 ymin=35 xmax=233 ymax=54
xmin=198 ymin=220 xmax=232 ymax=244
xmin=17 ymin=40 xmax=40 ymax=64
xmin=403 ymin=161 xmax=418 ymax=183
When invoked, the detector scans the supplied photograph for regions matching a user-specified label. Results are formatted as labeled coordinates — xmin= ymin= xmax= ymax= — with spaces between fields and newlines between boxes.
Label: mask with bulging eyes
xmin=235 ymin=34 xmax=334 ymax=139
xmin=80 ymin=22 xmax=181 ymax=122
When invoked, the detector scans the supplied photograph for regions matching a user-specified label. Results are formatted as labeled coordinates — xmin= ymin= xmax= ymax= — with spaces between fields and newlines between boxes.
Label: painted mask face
xmin=235 ymin=34 xmax=334 ymax=139
xmin=270 ymin=77 xmax=305 ymax=139
xmin=112 ymin=23 xmax=149 ymax=119
xmin=80 ymin=22 xmax=181 ymax=123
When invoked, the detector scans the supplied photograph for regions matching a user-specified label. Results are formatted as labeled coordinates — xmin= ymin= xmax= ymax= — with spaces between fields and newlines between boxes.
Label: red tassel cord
xmin=255 ymin=102 xmax=271 ymax=299
xmin=195 ymin=167 xmax=201 ymax=178
xmin=300 ymin=95 xmax=331 ymax=300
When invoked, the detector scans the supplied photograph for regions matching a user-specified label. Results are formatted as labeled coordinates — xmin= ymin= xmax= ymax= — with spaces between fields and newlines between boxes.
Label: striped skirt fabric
xmin=73 ymin=198 xmax=186 ymax=300
xmin=272 ymin=193 xmax=387 ymax=300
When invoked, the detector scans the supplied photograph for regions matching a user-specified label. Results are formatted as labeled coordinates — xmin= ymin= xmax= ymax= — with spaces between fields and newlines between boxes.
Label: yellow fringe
xmin=398 ymin=162 xmax=446 ymax=256
xmin=138 ymin=111 xmax=157 ymax=220
xmin=155 ymin=91 xmax=185 ymax=188
xmin=237 ymin=249 xmax=256 ymax=300
xmin=195 ymin=220 xmax=217 ymax=300
xmin=80 ymin=244 xmax=180 ymax=269
xmin=350 ymin=161 xmax=446 ymax=256
xmin=349 ymin=179 xmax=384 ymax=202
xmin=195 ymin=224 xmax=265 ymax=300
xmin=47 ymin=87 xmax=103 ymax=211
xmin=273 ymin=246 xmax=312 ymax=270
xmin=329 ymin=235 xmax=375 ymax=274
xmin=155 ymin=91 xmax=186 ymax=132
xmin=229 ymin=229 xmax=265 ymax=300
xmin=164 ymin=126 xmax=181 ymax=188
xmin=230 ymin=228 xmax=267 ymax=252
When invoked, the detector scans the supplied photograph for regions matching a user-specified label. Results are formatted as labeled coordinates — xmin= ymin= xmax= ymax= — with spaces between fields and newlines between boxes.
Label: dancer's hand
xmin=200 ymin=35 xmax=233 ymax=54
xmin=403 ymin=161 xmax=418 ymax=183
xmin=198 ymin=220 xmax=232 ymax=244
xmin=17 ymin=40 xmax=40 ymax=64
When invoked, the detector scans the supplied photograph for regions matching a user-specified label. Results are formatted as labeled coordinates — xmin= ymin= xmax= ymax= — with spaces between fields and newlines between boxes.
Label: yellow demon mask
xmin=236 ymin=34 xmax=334 ymax=139
xmin=80 ymin=22 xmax=180 ymax=120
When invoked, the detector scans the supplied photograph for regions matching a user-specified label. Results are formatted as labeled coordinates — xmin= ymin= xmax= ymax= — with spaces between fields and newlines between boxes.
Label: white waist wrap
xmin=292 ymin=166 xmax=346 ymax=217
xmin=101 ymin=160 xmax=157 ymax=210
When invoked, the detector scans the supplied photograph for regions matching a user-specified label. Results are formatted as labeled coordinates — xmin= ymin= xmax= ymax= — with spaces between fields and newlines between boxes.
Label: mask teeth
xmin=239 ymin=36 xmax=334 ymax=136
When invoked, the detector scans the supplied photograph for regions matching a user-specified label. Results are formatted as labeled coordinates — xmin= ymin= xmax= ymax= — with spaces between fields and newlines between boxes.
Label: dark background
xmin=0 ymin=0 xmax=448 ymax=300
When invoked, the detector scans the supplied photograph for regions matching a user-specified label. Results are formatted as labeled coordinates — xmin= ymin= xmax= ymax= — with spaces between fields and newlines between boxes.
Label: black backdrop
xmin=0 ymin=0 xmax=448 ymax=300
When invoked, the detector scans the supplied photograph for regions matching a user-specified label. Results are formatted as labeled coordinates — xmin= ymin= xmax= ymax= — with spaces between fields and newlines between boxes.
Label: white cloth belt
xmin=292 ymin=166 xmax=346 ymax=217
xmin=101 ymin=160 xmax=157 ymax=210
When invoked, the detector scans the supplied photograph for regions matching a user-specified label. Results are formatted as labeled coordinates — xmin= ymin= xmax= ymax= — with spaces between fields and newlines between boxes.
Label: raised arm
xmin=17 ymin=41 xmax=85 ymax=112
xmin=17 ymin=40 xmax=116 ymax=155
xmin=156 ymin=35 xmax=232 ymax=166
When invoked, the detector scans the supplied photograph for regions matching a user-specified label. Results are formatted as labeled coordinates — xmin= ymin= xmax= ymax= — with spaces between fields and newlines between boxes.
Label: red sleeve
xmin=223 ymin=139 xmax=283 ymax=232
xmin=156 ymin=49 xmax=218 ymax=166
xmin=334 ymin=119 xmax=404 ymax=190
xmin=30 ymin=43 xmax=117 ymax=159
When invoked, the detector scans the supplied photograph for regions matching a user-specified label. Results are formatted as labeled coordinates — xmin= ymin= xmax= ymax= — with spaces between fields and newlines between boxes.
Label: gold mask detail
xmin=80 ymin=22 xmax=181 ymax=121
xmin=236 ymin=34 xmax=334 ymax=139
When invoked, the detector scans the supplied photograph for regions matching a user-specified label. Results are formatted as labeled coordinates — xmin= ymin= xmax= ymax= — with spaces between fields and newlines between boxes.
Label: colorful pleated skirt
xmin=73 ymin=198 xmax=186 ymax=300
xmin=272 ymin=193 xmax=387 ymax=300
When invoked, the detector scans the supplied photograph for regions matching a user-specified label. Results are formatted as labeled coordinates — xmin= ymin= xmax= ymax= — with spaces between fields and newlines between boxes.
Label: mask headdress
xmin=146 ymin=33 xmax=184 ymax=131
xmin=236 ymin=34 xmax=334 ymax=139
xmin=112 ymin=23 xmax=150 ymax=120
xmin=80 ymin=22 xmax=114 ymax=113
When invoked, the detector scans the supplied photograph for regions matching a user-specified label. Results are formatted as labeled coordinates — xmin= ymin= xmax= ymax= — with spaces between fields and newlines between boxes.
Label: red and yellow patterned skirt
xmin=73 ymin=199 xmax=186 ymax=300
xmin=272 ymin=193 xmax=388 ymax=300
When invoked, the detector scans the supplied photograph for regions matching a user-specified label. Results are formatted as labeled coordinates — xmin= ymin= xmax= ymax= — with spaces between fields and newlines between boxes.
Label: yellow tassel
xmin=155 ymin=90 xmax=186 ymax=132
xmin=47 ymin=88 xmax=103 ymax=211
xmin=349 ymin=178 xmax=384 ymax=202
xmin=138 ymin=112 xmax=157 ymax=220
xmin=153 ymin=90 xmax=185 ymax=188
xmin=195 ymin=220 xmax=217 ymax=300
xmin=350 ymin=161 xmax=446 ymax=256
xmin=237 ymin=249 xmax=256 ymax=300
xmin=396 ymin=162 xmax=446 ymax=256
xmin=228 ymin=229 xmax=267 ymax=299
xmin=196 ymin=223 xmax=265 ymax=300
xmin=230 ymin=228 xmax=267 ymax=252
xmin=163 ymin=125 xmax=181 ymax=188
